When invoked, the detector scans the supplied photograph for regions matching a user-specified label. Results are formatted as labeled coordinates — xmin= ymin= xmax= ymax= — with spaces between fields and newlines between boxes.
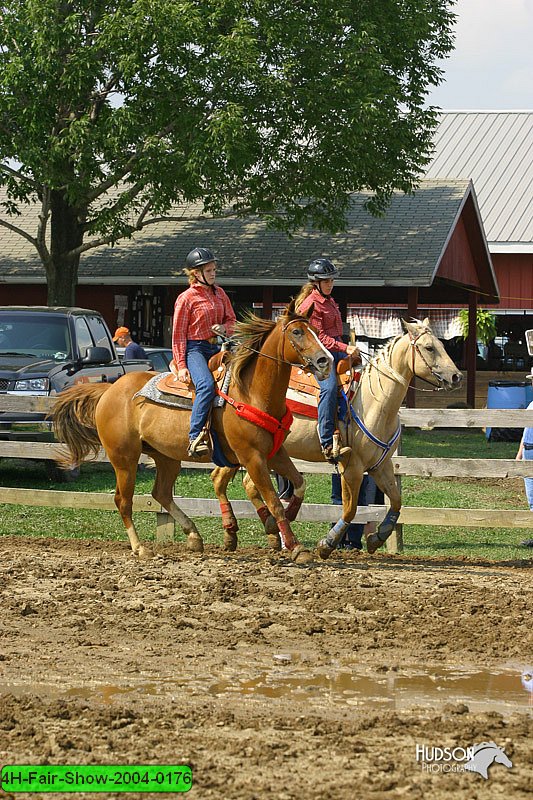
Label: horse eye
xmin=292 ymin=328 xmax=303 ymax=337
xmin=425 ymin=345 xmax=434 ymax=352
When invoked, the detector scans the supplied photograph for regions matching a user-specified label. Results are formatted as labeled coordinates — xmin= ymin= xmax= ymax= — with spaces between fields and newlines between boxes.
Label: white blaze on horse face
xmin=308 ymin=327 xmax=334 ymax=374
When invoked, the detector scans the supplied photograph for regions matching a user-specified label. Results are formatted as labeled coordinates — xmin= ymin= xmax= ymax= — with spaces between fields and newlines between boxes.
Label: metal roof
xmin=0 ymin=180 xmax=491 ymax=293
xmin=425 ymin=111 xmax=533 ymax=250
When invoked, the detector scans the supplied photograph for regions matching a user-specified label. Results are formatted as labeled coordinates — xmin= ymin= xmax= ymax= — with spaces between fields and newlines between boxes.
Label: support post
xmin=262 ymin=285 xmax=273 ymax=320
xmin=156 ymin=512 xmax=175 ymax=544
xmin=467 ymin=295 xmax=477 ymax=408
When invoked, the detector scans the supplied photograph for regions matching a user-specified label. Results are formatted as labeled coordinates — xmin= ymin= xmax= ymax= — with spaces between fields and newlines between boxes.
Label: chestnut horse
xmin=211 ymin=318 xmax=462 ymax=558
xmin=52 ymin=303 xmax=332 ymax=563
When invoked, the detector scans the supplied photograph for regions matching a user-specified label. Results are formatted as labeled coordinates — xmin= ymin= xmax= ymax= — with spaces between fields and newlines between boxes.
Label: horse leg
xmin=241 ymin=471 xmax=281 ymax=550
xmin=317 ymin=464 xmax=364 ymax=560
xmin=113 ymin=462 xmax=154 ymax=559
xmin=210 ymin=466 xmax=240 ymax=551
xmin=240 ymin=452 xmax=306 ymax=552
xmin=151 ymin=453 xmax=204 ymax=553
xmin=365 ymin=459 xmax=401 ymax=554
xmin=244 ymin=455 xmax=312 ymax=564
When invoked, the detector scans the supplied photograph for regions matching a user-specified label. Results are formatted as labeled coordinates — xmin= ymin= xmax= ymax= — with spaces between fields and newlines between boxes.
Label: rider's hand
xmin=212 ymin=324 xmax=226 ymax=336
xmin=346 ymin=345 xmax=361 ymax=361
xmin=177 ymin=368 xmax=191 ymax=383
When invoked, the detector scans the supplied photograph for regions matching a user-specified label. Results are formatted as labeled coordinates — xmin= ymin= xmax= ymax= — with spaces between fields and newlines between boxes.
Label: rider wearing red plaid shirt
xmin=296 ymin=258 xmax=359 ymax=463
xmin=172 ymin=247 xmax=236 ymax=457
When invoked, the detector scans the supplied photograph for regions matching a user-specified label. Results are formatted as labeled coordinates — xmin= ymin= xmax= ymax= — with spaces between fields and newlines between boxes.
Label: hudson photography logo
xmin=416 ymin=741 xmax=513 ymax=779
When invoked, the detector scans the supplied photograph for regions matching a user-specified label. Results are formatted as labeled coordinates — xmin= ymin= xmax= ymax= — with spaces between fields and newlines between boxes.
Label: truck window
xmin=87 ymin=316 xmax=113 ymax=352
xmin=75 ymin=318 xmax=94 ymax=358
xmin=0 ymin=313 xmax=71 ymax=359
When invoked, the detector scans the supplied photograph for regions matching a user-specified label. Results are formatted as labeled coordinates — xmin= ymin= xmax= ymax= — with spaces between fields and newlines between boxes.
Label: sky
xmin=426 ymin=0 xmax=533 ymax=109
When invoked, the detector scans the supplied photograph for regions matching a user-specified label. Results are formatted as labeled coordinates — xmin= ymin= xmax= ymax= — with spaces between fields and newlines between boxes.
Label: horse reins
xmin=219 ymin=318 xmax=324 ymax=372
xmin=357 ymin=329 xmax=447 ymax=393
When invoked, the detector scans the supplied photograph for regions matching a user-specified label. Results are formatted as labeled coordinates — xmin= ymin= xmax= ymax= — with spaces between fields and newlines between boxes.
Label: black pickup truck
xmin=0 ymin=306 xmax=152 ymax=480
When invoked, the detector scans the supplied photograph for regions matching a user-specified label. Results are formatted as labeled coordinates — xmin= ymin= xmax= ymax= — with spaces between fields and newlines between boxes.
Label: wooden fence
xmin=1 ymin=395 xmax=533 ymax=554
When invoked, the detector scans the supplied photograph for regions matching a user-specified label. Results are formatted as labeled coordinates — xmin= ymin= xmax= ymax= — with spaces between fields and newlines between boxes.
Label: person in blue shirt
xmin=113 ymin=327 xmax=147 ymax=359
xmin=515 ymin=398 xmax=533 ymax=547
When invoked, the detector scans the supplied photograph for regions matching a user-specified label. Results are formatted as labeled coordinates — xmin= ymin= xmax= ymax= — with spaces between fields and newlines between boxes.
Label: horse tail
xmin=51 ymin=383 xmax=111 ymax=467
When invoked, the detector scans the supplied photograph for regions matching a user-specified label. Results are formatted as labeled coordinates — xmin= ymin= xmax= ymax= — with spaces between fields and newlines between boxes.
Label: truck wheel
xmin=45 ymin=461 xmax=81 ymax=483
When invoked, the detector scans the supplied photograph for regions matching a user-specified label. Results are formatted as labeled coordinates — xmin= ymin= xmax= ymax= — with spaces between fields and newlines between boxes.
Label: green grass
xmin=0 ymin=429 xmax=532 ymax=561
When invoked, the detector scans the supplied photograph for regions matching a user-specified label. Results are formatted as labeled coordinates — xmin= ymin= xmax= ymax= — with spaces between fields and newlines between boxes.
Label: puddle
xmin=1 ymin=662 xmax=531 ymax=717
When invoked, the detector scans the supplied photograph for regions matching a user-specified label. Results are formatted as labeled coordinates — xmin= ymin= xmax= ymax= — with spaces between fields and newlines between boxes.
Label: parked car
xmin=0 ymin=306 xmax=152 ymax=480
xmin=116 ymin=346 xmax=173 ymax=373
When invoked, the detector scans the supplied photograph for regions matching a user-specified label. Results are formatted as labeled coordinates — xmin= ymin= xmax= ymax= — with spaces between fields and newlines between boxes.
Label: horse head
xmin=402 ymin=317 xmax=463 ymax=390
xmin=279 ymin=299 xmax=333 ymax=380
xmin=464 ymin=742 xmax=513 ymax=779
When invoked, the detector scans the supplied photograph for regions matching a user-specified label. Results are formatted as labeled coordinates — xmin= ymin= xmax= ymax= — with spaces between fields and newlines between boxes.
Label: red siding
xmin=492 ymin=253 xmax=533 ymax=309
xmin=437 ymin=215 xmax=480 ymax=288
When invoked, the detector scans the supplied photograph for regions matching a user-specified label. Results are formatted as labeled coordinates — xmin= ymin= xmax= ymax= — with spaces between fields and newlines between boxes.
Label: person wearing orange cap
xmin=113 ymin=327 xmax=147 ymax=360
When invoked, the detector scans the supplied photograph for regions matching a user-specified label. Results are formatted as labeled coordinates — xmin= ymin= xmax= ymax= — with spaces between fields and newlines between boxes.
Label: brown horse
xmin=211 ymin=318 xmax=462 ymax=558
xmin=52 ymin=302 xmax=332 ymax=563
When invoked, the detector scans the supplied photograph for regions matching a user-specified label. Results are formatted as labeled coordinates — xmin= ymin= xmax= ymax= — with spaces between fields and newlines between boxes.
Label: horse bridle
xmin=222 ymin=317 xmax=323 ymax=372
xmin=408 ymin=328 xmax=446 ymax=390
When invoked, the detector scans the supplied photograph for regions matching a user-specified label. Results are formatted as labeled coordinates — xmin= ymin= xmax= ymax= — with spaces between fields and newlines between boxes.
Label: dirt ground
xmin=0 ymin=535 xmax=532 ymax=800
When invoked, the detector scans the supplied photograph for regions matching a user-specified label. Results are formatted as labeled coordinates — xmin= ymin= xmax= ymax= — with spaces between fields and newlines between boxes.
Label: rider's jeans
xmin=317 ymin=350 xmax=343 ymax=447
xmin=523 ymin=446 xmax=533 ymax=510
xmin=186 ymin=340 xmax=220 ymax=441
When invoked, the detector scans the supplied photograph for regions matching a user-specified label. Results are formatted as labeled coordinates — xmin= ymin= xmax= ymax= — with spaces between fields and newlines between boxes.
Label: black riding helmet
xmin=307 ymin=258 xmax=339 ymax=282
xmin=185 ymin=247 xmax=217 ymax=270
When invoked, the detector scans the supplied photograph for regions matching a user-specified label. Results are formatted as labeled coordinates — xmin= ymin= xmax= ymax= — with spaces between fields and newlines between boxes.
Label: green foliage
xmin=457 ymin=308 xmax=497 ymax=345
xmin=0 ymin=0 xmax=457 ymax=303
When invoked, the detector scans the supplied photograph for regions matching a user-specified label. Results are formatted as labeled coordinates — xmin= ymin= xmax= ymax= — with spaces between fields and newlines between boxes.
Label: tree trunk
xmin=46 ymin=190 xmax=84 ymax=306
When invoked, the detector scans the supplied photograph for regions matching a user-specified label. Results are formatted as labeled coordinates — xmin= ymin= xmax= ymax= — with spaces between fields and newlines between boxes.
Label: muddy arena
xmin=0 ymin=536 xmax=532 ymax=800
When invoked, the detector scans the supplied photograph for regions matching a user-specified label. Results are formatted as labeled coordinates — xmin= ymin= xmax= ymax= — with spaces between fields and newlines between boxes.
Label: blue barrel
xmin=486 ymin=381 xmax=527 ymax=441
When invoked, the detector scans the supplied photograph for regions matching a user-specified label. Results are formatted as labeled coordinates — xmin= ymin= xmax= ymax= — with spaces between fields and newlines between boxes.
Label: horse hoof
xmin=223 ymin=531 xmax=238 ymax=551
xmin=291 ymin=545 xmax=313 ymax=564
xmin=366 ymin=534 xmax=382 ymax=554
xmin=317 ymin=540 xmax=333 ymax=560
xmin=137 ymin=544 xmax=154 ymax=559
xmin=187 ymin=534 xmax=204 ymax=554
xmin=267 ymin=533 xmax=282 ymax=551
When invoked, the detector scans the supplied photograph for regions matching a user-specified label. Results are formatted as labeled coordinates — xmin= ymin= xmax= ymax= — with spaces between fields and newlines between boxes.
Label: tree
xmin=0 ymin=0 xmax=456 ymax=305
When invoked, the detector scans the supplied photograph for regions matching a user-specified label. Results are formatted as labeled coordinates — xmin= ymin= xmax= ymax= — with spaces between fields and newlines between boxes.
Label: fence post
xmin=156 ymin=512 xmax=175 ymax=543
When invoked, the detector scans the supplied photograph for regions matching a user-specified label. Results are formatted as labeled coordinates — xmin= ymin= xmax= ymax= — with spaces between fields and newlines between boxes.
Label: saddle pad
xmin=134 ymin=372 xmax=193 ymax=409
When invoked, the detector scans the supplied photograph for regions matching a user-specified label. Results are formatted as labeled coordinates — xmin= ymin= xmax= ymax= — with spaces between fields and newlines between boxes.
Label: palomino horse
xmin=52 ymin=303 xmax=332 ymax=564
xmin=211 ymin=318 xmax=462 ymax=559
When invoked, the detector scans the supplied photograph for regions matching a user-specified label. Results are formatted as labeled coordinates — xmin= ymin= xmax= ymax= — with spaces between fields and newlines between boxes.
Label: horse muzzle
xmin=309 ymin=353 xmax=333 ymax=381
xmin=435 ymin=370 xmax=463 ymax=390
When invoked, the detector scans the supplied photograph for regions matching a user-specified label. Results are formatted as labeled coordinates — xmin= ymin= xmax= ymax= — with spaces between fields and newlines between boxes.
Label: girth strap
xmin=216 ymin=390 xmax=293 ymax=459
xmin=350 ymin=407 xmax=401 ymax=470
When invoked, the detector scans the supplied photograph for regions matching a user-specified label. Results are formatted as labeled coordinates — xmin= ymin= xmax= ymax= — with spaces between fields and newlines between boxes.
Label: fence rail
xmin=1 ymin=395 xmax=533 ymax=554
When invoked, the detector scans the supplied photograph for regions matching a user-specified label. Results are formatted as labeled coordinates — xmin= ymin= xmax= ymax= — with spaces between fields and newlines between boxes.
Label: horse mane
xmin=361 ymin=334 xmax=403 ymax=381
xmin=231 ymin=312 xmax=277 ymax=392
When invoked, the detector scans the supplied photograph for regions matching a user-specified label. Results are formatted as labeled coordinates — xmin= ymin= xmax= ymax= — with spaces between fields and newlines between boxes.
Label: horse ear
xmin=302 ymin=302 xmax=314 ymax=319
xmin=422 ymin=316 xmax=432 ymax=329
xmin=285 ymin=298 xmax=296 ymax=316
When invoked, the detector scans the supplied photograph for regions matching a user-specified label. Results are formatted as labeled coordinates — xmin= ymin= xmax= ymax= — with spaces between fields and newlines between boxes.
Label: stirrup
xmin=187 ymin=430 xmax=212 ymax=458
xmin=321 ymin=443 xmax=351 ymax=464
